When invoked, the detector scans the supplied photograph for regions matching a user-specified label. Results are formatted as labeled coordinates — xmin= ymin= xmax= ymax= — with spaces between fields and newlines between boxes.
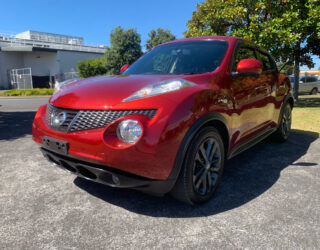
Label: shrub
xmin=77 ymin=57 xmax=107 ymax=78
xmin=0 ymin=88 xmax=54 ymax=96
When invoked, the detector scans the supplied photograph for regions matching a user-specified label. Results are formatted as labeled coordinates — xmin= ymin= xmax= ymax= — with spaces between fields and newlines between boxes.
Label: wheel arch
xmin=166 ymin=112 xmax=230 ymax=191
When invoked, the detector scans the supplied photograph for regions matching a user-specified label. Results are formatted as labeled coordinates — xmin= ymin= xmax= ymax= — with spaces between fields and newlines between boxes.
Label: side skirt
xmin=228 ymin=127 xmax=276 ymax=159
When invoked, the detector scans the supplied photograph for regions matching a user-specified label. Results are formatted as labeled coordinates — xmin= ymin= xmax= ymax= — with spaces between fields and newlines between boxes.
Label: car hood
xmin=50 ymin=74 xmax=180 ymax=109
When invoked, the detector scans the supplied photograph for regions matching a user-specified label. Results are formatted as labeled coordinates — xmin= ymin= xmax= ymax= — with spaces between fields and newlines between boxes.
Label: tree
xmin=146 ymin=28 xmax=176 ymax=50
xmin=277 ymin=62 xmax=293 ymax=75
xmin=185 ymin=0 xmax=320 ymax=99
xmin=77 ymin=57 xmax=107 ymax=78
xmin=104 ymin=26 xmax=142 ymax=74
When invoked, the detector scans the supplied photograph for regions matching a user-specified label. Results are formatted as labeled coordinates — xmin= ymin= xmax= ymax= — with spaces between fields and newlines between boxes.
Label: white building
xmin=0 ymin=30 xmax=105 ymax=89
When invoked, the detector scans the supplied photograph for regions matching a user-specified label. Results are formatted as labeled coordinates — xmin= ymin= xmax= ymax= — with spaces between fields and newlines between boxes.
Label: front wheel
xmin=171 ymin=127 xmax=225 ymax=205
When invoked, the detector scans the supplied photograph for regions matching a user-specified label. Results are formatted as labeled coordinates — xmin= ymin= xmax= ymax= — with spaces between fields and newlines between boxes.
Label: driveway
xmin=0 ymin=98 xmax=319 ymax=249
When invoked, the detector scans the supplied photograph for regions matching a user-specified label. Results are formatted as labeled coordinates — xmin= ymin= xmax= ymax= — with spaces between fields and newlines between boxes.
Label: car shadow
xmin=0 ymin=111 xmax=36 ymax=140
xmin=74 ymin=130 xmax=318 ymax=218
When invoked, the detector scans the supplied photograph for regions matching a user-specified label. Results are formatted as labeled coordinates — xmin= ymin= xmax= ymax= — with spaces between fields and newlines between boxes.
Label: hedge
xmin=0 ymin=88 xmax=54 ymax=96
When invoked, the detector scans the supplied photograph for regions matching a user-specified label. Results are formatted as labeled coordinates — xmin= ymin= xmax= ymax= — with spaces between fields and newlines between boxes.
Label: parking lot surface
xmin=0 ymin=97 xmax=319 ymax=249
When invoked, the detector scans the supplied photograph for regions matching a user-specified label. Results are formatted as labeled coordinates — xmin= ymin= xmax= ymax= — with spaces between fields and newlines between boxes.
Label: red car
xmin=33 ymin=36 xmax=293 ymax=204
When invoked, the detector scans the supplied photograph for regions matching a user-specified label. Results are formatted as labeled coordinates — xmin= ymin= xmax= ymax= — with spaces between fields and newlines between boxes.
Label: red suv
xmin=33 ymin=36 xmax=293 ymax=204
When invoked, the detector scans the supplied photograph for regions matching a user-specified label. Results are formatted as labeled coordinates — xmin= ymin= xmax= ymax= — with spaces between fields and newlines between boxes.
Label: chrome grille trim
xmin=46 ymin=104 xmax=157 ymax=132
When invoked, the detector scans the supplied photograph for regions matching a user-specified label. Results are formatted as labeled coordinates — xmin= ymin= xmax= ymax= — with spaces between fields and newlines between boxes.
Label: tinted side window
xmin=306 ymin=77 xmax=317 ymax=83
xmin=256 ymin=51 xmax=272 ymax=71
xmin=232 ymin=47 xmax=257 ymax=72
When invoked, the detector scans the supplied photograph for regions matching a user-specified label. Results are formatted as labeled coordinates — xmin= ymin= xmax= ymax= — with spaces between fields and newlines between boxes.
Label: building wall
xmin=0 ymin=49 xmax=104 ymax=89
xmin=57 ymin=50 xmax=103 ymax=74
xmin=0 ymin=52 xmax=24 ymax=89
xmin=23 ymin=51 xmax=59 ymax=77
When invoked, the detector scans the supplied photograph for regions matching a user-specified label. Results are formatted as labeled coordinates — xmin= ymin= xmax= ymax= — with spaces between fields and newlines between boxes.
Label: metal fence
xmin=10 ymin=68 xmax=33 ymax=89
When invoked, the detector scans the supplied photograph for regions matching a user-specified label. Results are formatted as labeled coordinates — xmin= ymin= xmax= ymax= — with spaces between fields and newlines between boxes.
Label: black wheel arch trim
xmin=166 ymin=112 xmax=229 ymax=191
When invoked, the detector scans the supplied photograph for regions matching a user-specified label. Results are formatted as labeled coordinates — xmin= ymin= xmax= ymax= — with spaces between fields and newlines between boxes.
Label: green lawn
xmin=292 ymin=95 xmax=320 ymax=138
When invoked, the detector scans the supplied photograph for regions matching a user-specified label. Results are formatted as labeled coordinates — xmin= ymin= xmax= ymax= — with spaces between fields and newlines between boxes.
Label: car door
xmin=255 ymin=49 xmax=278 ymax=125
xmin=229 ymin=43 xmax=271 ymax=146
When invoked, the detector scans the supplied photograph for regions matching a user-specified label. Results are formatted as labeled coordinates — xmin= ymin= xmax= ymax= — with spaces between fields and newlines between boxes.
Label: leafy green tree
xmin=185 ymin=0 xmax=320 ymax=99
xmin=146 ymin=28 xmax=176 ymax=49
xmin=277 ymin=62 xmax=294 ymax=75
xmin=104 ymin=26 xmax=142 ymax=74
xmin=77 ymin=57 xmax=107 ymax=78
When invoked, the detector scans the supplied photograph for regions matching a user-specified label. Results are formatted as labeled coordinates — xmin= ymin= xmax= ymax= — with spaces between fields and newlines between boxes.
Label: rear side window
xmin=232 ymin=47 xmax=257 ymax=72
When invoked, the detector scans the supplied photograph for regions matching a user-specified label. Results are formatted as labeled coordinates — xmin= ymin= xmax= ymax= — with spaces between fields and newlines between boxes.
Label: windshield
xmin=123 ymin=40 xmax=228 ymax=75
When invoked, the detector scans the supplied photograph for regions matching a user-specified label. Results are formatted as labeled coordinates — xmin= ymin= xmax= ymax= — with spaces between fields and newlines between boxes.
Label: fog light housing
xmin=117 ymin=119 xmax=142 ymax=144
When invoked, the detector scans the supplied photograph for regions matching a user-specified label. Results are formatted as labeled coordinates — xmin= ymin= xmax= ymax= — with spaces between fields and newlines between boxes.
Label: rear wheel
xmin=310 ymin=88 xmax=318 ymax=95
xmin=273 ymin=103 xmax=292 ymax=142
xmin=171 ymin=127 xmax=225 ymax=205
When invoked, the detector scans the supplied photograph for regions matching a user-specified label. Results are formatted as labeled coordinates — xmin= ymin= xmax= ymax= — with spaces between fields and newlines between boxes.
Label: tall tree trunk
xmin=293 ymin=43 xmax=300 ymax=100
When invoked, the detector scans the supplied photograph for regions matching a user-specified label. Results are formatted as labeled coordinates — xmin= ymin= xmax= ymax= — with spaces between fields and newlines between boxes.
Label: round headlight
xmin=117 ymin=119 xmax=142 ymax=144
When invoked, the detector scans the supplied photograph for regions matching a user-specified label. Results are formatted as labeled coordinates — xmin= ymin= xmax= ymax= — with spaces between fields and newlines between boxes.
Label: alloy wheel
xmin=192 ymin=138 xmax=222 ymax=196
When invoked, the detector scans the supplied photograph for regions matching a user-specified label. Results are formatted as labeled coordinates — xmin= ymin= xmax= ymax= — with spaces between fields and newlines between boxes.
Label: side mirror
xmin=236 ymin=59 xmax=262 ymax=76
xmin=120 ymin=64 xmax=129 ymax=73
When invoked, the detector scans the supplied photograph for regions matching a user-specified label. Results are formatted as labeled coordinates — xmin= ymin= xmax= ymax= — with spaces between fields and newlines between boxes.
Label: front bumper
xmin=32 ymin=103 xmax=189 ymax=181
xmin=41 ymin=147 xmax=174 ymax=195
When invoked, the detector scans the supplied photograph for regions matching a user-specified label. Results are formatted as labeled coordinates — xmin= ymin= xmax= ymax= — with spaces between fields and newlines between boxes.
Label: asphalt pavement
xmin=0 ymin=97 xmax=319 ymax=249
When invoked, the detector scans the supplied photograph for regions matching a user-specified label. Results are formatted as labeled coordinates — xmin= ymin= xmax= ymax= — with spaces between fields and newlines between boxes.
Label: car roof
xmin=161 ymin=36 xmax=239 ymax=46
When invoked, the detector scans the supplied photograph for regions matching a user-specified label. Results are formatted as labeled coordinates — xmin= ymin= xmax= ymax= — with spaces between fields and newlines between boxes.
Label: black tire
xmin=273 ymin=103 xmax=292 ymax=143
xmin=171 ymin=127 xmax=225 ymax=205
xmin=310 ymin=88 xmax=318 ymax=95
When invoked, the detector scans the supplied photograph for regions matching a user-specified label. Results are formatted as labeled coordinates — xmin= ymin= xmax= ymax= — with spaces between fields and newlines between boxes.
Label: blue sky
xmin=1 ymin=0 xmax=318 ymax=70
xmin=0 ymin=0 xmax=201 ymax=46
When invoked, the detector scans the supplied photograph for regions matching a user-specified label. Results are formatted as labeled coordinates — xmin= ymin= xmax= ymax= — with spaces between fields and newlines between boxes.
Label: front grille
xmin=46 ymin=104 xmax=78 ymax=132
xmin=46 ymin=104 xmax=157 ymax=132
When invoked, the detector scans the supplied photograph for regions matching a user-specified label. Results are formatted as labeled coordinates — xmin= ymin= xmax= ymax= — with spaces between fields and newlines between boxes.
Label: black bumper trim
xmin=40 ymin=148 xmax=174 ymax=195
